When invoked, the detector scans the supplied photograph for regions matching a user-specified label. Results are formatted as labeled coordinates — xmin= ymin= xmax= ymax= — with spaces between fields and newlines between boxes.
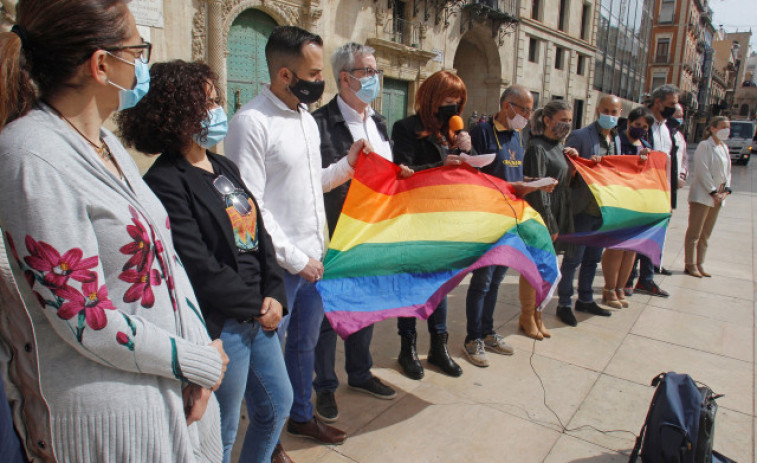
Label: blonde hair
xmin=703 ymin=116 xmax=729 ymax=140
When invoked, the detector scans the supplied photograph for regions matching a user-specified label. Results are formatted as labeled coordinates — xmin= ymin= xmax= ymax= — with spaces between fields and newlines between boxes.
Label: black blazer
xmin=391 ymin=114 xmax=446 ymax=172
xmin=313 ymin=96 xmax=390 ymax=236
xmin=143 ymin=150 xmax=287 ymax=339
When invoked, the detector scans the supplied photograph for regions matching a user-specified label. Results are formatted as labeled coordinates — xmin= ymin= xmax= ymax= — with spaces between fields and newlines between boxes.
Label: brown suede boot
xmin=534 ymin=310 xmax=551 ymax=338
xmin=518 ymin=276 xmax=543 ymax=340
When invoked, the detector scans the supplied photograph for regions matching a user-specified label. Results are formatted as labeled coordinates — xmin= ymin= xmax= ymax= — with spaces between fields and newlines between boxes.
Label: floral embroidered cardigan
xmin=0 ymin=106 xmax=223 ymax=462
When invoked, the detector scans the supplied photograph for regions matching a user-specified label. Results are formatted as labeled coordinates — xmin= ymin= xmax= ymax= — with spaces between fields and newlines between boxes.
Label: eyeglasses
xmin=507 ymin=101 xmax=533 ymax=116
xmin=103 ymin=41 xmax=152 ymax=64
xmin=348 ymin=67 xmax=383 ymax=78
xmin=212 ymin=175 xmax=253 ymax=216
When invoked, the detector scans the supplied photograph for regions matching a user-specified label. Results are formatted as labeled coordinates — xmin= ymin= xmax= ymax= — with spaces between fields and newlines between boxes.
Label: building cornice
xmin=518 ymin=18 xmax=597 ymax=53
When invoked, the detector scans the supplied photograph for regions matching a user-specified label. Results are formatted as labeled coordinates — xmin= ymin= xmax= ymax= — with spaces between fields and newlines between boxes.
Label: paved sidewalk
xmin=237 ymin=152 xmax=756 ymax=462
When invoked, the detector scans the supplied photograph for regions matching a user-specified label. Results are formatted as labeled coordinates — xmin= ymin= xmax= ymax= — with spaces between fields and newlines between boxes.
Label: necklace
xmin=45 ymin=103 xmax=113 ymax=161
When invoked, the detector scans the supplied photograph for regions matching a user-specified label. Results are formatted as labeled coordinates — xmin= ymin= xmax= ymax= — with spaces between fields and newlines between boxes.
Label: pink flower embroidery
xmin=23 ymin=236 xmax=97 ymax=288
xmin=116 ymin=331 xmax=135 ymax=351
xmin=119 ymin=253 xmax=162 ymax=308
xmin=55 ymin=278 xmax=116 ymax=330
xmin=120 ymin=208 xmax=152 ymax=272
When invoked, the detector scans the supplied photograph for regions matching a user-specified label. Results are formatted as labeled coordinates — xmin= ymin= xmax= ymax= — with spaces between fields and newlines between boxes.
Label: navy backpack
xmin=629 ymin=372 xmax=729 ymax=463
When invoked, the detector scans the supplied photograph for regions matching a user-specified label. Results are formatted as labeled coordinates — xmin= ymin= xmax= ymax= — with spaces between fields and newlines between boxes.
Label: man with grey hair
xmin=311 ymin=42 xmax=409 ymax=423
xmin=625 ymin=84 xmax=680 ymax=298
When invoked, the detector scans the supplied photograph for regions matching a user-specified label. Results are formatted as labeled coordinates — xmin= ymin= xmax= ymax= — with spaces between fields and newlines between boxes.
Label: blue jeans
xmin=215 ymin=319 xmax=292 ymax=463
xmin=627 ymin=254 xmax=655 ymax=286
xmin=558 ymin=214 xmax=604 ymax=306
xmin=276 ymin=272 xmax=324 ymax=422
xmin=465 ymin=266 xmax=508 ymax=343
xmin=396 ymin=297 xmax=448 ymax=336
xmin=314 ymin=319 xmax=374 ymax=392
xmin=0 ymin=376 xmax=25 ymax=463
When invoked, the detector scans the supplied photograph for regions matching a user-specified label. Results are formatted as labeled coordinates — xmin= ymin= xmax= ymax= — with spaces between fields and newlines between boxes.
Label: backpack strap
xmin=629 ymin=373 xmax=670 ymax=462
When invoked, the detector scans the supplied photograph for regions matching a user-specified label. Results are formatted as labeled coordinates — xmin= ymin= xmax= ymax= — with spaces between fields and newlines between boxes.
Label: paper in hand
xmin=524 ymin=177 xmax=558 ymax=188
xmin=460 ymin=153 xmax=496 ymax=168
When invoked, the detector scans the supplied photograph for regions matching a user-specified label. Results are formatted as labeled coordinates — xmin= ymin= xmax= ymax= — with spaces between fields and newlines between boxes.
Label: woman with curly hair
xmin=118 ymin=60 xmax=294 ymax=463
xmin=390 ymin=70 xmax=472 ymax=380
xmin=0 ymin=2 xmax=227 ymax=462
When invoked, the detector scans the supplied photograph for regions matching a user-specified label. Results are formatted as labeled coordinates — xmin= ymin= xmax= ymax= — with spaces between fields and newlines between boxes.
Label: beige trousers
xmin=684 ymin=201 xmax=722 ymax=265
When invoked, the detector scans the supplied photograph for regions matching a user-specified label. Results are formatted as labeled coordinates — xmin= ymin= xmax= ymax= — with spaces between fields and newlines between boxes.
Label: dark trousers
xmin=0 ymin=376 xmax=26 ymax=463
xmin=557 ymin=214 xmax=604 ymax=306
xmin=313 ymin=319 xmax=374 ymax=392
xmin=397 ymin=297 xmax=448 ymax=336
xmin=627 ymin=254 xmax=655 ymax=286
xmin=465 ymin=266 xmax=508 ymax=343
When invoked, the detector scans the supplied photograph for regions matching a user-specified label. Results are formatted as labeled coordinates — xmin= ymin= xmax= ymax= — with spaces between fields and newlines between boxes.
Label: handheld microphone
xmin=448 ymin=115 xmax=467 ymax=154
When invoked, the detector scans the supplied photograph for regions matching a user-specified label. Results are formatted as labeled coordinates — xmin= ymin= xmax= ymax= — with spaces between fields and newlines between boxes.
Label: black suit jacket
xmin=391 ymin=114 xmax=446 ymax=172
xmin=313 ymin=96 xmax=390 ymax=236
xmin=143 ymin=151 xmax=287 ymax=339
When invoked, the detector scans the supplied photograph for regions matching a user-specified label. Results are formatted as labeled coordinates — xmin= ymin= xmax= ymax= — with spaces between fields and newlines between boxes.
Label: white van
xmin=725 ymin=120 xmax=756 ymax=165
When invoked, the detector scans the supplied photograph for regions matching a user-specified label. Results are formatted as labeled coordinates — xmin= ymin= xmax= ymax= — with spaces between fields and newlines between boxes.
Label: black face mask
xmin=437 ymin=104 xmax=459 ymax=123
xmin=288 ymin=70 xmax=325 ymax=104
xmin=666 ymin=117 xmax=682 ymax=131
xmin=660 ymin=106 xmax=676 ymax=119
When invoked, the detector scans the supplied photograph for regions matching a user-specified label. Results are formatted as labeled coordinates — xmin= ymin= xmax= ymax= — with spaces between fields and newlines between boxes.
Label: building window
xmin=573 ymin=99 xmax=585 ymax=129
xmin=655 ymin=38 xmax=670 ymax=64
xmin=659 ymin=0 xmax=676 ymax=24
xmin=532 ymin=91 xmax=541 ymax=108
xmin=580 ymin=3 xmax=591 ymax=41
xmin=651 ymin=73 xmax=667 ymax=91
xmin=552 ymin=95 xmax=564 ymax=100
xmin=532 ymin=0 xmax=541 ymax=20
xmin=555 ymin=47 xmax=565 ymax=70
xmin=577 ymin=55 xmax=586 ymax=75
xmin=558 ymin=0 xmax=569 ymax=32
xmin=529 ymin=38 xmax=540 ymax=63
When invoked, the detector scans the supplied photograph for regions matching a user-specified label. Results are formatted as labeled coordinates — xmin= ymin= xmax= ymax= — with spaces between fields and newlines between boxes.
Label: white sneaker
xmin=483 ymin=333 xmax=515 ymax=355
xmin=464 ymin=339 xmax=489 ymax=367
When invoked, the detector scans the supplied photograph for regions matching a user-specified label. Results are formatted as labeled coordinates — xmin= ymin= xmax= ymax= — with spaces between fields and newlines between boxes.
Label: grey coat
xmin=0 ymin=106 xmax=223 ymax=462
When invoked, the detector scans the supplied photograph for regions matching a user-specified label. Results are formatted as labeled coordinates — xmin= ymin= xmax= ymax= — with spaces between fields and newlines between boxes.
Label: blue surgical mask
xmin=106 ymin=54 xmax=150 ymax=111
xmin=597 ymin=113 xmax=618 ymax=130
xmin=352 ymin=73 xmax=381 ymax=104
xmin=193 ymin=106 xmax=228 ymax=148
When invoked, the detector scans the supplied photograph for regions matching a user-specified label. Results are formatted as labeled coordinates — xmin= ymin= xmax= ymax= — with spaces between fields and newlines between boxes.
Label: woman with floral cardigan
xmin=0 ymin=1 xmax=228 ymax=461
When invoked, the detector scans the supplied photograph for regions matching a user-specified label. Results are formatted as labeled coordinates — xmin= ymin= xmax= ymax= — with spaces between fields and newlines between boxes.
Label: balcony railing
xmin=385 ymin=17 xmax=424 ymax=48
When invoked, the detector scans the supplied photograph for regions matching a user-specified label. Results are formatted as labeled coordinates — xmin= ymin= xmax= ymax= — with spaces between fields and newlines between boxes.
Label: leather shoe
xmin=556 ymin=305 xmax=577 ymax=326
xmin=575 ymin=300 xmax=612 ymax=316
xmin=271 ymin=443 xmax=294 ymax=463
xmin=286 ymin=417 xmax=346 ymax=445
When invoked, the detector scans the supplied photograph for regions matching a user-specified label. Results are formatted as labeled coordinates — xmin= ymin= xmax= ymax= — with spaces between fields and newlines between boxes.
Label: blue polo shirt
xmin=470 ymin=118 xmax=524 ymax=183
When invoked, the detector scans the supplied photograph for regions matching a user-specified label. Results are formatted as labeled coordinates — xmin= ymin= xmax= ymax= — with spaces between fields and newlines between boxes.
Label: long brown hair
xmin=0 ymin=0 xmax=131 ymax=131
xmin=530 ymin=100 xmax=572 ymax=136
xmin=414 ymin=71 xmax=467 ymax=140
xmin=703 ymin=116 xmax=729 ymax=140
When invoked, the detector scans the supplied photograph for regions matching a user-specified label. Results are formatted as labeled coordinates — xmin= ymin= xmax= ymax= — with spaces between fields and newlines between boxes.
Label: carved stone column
xmin=206 ymin=0 xmax=227 ymax=106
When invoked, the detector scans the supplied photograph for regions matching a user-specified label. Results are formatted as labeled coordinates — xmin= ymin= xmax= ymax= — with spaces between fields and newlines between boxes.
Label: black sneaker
xmin=557 ymin=305 xmax=577 ymax=326
xmin=315 ymin=390 xmax=339 ymax=423
xmin=634 ymin=280 xmax=670 ymax=298
xmin=575 ymin=300 xmax=612 ymax=316
xmin=349 ymin=376 xmax=397 ymax=400
xmin=655 ymin=266 xmax=673 ymax=276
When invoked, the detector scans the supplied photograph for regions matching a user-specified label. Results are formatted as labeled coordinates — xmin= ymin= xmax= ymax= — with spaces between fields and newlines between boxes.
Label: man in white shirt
xmin=627 ymin=84 xmax=680 ymax=298
xmin=311 ymin=43 xmax=412 ymax=423
xmin=226 ymin=26 xmax=367 ymax=446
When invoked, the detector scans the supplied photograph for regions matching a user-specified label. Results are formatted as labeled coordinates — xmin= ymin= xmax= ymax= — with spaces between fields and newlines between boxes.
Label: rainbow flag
xmin=316 ymin=153 xmax=560 ymax=338
xmin=558 ymin=151 xmax=671 ymax=265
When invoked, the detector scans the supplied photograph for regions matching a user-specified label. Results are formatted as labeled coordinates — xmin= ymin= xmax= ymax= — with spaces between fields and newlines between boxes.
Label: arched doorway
xmin=452 ymin=27 xmax=503 ymax=126
xmin=226 ymin=9 xmax=278 ymax=118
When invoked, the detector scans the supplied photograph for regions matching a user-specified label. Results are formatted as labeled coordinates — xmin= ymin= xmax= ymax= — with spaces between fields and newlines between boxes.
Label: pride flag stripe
xmin=317 ymin=153 xmax=560 ymax=338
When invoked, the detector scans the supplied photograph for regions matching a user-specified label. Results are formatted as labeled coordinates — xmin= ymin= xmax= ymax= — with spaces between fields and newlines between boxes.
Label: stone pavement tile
xmin=578 ymin=300 xmax=645 ymax=333
xmin=692 ymin=259 xmax=754 ymax=280
xmin=542 ymin=435 xmax=627 ymax=463
xmin=427 ymin=345 xmax=599 ymax=430
xmin=631 ymin=306 xmax=753 ymax=362
xmin=312 ymin=449 xmax=359 ymax=462
xmin=660 ymin=272 xmax=753 ymax=300
xmin=565 ymin=375 xmax=652 ymax=453
xmin=499 ymin=316 xmax=627 ymax=372
xmin=279 ymin=434 xmax=332 ymax=461
xmin=712 ymin=408 xmax=754 ymax=463
xmin=333 ymin=397 xmax=561 ymax=463
xmin=604 ymin=334 xmax=753 ymax=414
xmin=644 ymin=285 xmax=754 ymax=324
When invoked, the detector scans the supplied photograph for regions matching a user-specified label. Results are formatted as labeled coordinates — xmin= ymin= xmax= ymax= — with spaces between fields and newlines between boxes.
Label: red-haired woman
xmin=390 ymin=70 xmax=472 ymax=380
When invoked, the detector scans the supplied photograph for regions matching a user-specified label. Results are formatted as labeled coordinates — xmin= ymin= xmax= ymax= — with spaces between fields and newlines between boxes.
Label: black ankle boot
xmin=427 ymin=332 xmax=462 ymax=377
xmin=398 ymin=333 xmax=424 ymax=380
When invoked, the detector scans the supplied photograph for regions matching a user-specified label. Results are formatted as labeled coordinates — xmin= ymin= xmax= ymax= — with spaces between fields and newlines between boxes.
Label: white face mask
xmin=506 ymin=104 xmax=529 ymax=131
xmin=716 ymin=128 xmax=730 ymax=141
